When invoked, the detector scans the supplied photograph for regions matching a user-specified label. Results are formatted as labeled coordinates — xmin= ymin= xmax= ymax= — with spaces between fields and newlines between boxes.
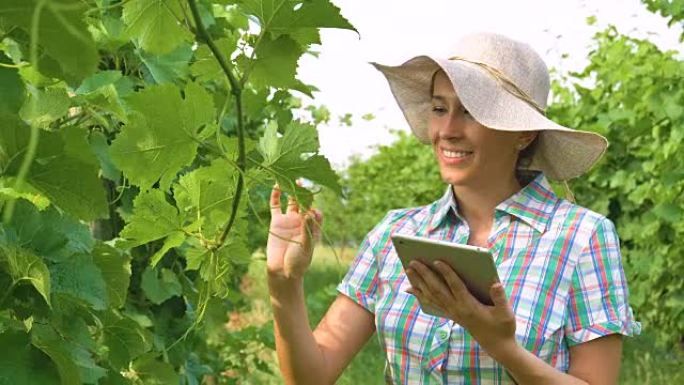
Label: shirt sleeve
xmin=564 ymin=217 xmax=641 ymax=346
xmin=337 ymin=232 xmax=379 ymax=313
xmin=336 ymin=210 xmax=399 ymax=314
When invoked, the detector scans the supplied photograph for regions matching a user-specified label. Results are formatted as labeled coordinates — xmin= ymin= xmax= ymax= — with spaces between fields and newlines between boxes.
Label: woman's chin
xmin=439 ymin=169 xmax=473 ymax=186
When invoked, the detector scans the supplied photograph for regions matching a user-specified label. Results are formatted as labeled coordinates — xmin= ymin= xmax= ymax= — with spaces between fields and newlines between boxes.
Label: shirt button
xmin=438 ymin=330 xmax=449 ymax=341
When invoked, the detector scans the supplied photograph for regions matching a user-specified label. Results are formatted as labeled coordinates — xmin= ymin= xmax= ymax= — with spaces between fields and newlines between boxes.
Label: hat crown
xmin=450 ymin=33 xmax=550 ymax=109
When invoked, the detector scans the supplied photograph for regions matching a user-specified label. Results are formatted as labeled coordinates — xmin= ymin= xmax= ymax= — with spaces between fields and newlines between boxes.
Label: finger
xmin=411 ymin=261 xmax=454 ymax=306
xmin=309 ymin=209 xmax=322 ymax=242
xmin=312 ymin=209 xmax=323 ymax=226
xmin=300 ymin=212 xmax=315 ymax=252
xmin=287 ymin=195 xmax=300 ymax=214
xmin=407 ymin=262 xmax=451 ymax=307
xmin=405 ymin=266 xmax=428 ymax=293
xmin=490 ymin=283 xmax=509 ymax=308
xmin=405 ymin=285 xmax=426 ymax=301
xmin=270 ymin=184 xmax=282 ymax=215
xmin=434 ymin=260 xmax=469 ymax=299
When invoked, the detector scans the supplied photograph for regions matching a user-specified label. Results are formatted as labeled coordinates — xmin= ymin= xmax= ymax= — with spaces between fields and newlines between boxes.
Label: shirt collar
xmin=426 ymin=184 xmax=459 ymax=233
xmin=427 ymin=173 xmax=559 ymax=234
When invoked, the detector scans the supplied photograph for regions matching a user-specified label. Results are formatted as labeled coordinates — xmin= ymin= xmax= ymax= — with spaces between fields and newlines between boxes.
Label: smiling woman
xmin=266 ymin=32 xmax=640 ymax=385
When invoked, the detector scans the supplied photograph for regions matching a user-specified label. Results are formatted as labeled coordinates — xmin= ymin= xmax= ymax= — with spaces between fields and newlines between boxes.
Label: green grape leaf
xmin=173 ymin=158 xmax=238 ymax=239
xmin=181 ymin=238 xmax=209 ymax=271
xmin=122 ymin=0 xmax=193 ymax=55
xmin=92 ymin=242 xmax=131 ymax=309
xmin=149 ymin=231 xmax=185 ymax=267
xmin=0 ymin=0 xmax=98 ymax=83
xmin=31 ymin=317 xmax=107 ymax=385
xmin=0 ymin=52 xmax=25 ymax=114
xmin=102 ymin=312 xmax=152 ymax=370
xmin=131 ymin=354 xmax=180 ymax=385
xmin=31 ymin=129 xmax=108 ymax=221
xmin=31 ymin=324 xmax=81 ymax=385
xmin=83 ymin=86 xmax=128 ymax=123
xmin=119 ymin=189 xmax=184 ymax=247
xmin=0 ymin=119 xmax=109 ymax=221
xmin=141 ymin=267 xmax=182 ymax=305
xmin=110 ymin=82 xmax=214 ymax=189
xmin=0 ymin=245 xmax=51 ymax=307
xmin=99 ymin=370 xmax=131 ymax=385
xmin=0 ymin=181 xmax=50 ymax=211
xmin=258 ymin=122 xmax=341 ymax=207
xmin=247 ymin=34 xmax=303 ymax=89
xmin=238 ymin=0 xmax=356 ymax=36
xmin=19 ymin=87 xmax=71 ymax=128
xmin=0 ymin=113 xmax=27 ymax=170
xmin=0 ymin=330 xmax=61 ymax=385
xmin=257 ymin=122 xmax=280 ymax=162
xmin=88 ymin=131 xmax=121 ymax=181
xmin=139 ymin=45 xmax=193 ymax=84
xmin=2 ymin=200 xmax=94 ymax=262
xmin=75 ymin=71 xmax=122 ymax=95
xmin=289 ymin=28 xmax=322 ymax=47
xmin=50 ymin=254 xmax=108 ymax=311
xmin=190 ymin=36 xmax=238 ymax=83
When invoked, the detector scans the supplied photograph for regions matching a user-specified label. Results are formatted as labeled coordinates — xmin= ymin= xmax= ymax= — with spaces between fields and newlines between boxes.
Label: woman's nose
xmin=437 ymin=113 xmax=466 ymax=139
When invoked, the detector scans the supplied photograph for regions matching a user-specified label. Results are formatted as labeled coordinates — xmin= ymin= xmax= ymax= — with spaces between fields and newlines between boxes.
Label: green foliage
xmin=0 ymin=0 xmax=98 ymax=84
xmin=547 ymin=26 xmax=684 ymax=347
xmin=642 ymin=0 xmax=684 ymax=35
xmin=0 ymin=0 xmax=354 ymax=383
xmin=109 ymin=82 xmax=215 ymax=190
xmin=259 ymin=121 xmax=341 ymax=208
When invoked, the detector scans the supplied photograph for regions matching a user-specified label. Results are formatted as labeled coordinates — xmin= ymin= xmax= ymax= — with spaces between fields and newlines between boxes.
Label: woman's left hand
xmin=405 ymin=260 xmax=518 ymax=357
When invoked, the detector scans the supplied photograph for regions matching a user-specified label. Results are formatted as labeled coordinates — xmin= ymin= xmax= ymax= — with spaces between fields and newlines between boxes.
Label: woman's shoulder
xmin=366 ymin=202 xmax=440 ymax=242
xmin=548 ymin=197 xmax=618 ymax=242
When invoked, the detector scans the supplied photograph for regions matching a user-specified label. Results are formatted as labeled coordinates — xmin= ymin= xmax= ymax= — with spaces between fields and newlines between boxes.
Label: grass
xmin=234 ymin=245 xmax=683 ymax=384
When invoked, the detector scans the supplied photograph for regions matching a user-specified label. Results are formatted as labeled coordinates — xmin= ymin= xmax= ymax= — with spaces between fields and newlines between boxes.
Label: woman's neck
xmin=452 ymin=174 xmax=521 ymax=245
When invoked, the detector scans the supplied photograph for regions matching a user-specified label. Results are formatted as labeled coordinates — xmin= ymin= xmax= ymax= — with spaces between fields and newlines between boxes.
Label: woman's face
xmin=428 ymin=71 xmax=533 ymax=187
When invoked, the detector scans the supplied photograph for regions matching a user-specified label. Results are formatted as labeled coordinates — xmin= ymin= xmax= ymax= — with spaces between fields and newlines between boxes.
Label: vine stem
xmin=2 ymin=125 xmax=40 ymax=225
xmin=186 ymin=0 xmax=246 ymax=248
xmin=2 ymin=0 xmax=47 ymax=224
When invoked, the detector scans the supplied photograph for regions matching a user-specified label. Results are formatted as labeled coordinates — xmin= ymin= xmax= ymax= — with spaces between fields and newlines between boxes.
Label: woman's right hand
xmin=266 ymin=184 xmax=322 ymax=281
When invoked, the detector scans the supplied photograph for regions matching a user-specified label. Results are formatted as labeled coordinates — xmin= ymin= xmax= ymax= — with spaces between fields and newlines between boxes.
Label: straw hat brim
xmin=371 ymin=56 xmax=608 ymax=181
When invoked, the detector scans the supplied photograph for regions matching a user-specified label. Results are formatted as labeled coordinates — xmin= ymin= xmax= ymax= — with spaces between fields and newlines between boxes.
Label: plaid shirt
xmin=337 ymin=173 xmax=640 ymax=385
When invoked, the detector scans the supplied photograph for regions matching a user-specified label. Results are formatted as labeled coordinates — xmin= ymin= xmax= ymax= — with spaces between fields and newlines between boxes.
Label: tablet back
xmin=391 ymin=233 xmax=500 ymax=316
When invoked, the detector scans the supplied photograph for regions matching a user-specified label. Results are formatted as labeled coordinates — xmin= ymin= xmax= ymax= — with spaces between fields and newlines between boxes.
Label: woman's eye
xmin=431 ymin=106 xmax=447 ymax=114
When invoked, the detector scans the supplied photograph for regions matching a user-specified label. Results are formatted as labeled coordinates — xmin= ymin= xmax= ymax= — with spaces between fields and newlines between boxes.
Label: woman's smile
xmin=438 ymin=147 xmax=474 ymax=166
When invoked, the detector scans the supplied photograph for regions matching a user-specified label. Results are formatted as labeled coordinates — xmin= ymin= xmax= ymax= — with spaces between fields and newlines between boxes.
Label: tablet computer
xmin=391 ymin=233 xmax=500 ymax=317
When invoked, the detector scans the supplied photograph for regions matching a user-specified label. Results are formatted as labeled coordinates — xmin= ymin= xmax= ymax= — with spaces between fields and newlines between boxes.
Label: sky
xmin=296 ymin=0 xmax=683 ymax=169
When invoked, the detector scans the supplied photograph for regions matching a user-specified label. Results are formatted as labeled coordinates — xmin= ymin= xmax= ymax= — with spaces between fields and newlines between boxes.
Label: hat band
xmin=448 ymin=56 xmax=546 ymax=115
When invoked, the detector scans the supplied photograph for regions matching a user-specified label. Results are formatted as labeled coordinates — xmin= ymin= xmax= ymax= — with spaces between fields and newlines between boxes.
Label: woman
xmin=266 ymin=32 xmax=640 ymax=385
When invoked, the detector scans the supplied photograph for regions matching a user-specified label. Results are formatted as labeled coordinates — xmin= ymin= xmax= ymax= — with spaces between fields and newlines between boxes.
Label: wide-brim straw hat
xmin=371 ymin=32 xmax=607 ymax=181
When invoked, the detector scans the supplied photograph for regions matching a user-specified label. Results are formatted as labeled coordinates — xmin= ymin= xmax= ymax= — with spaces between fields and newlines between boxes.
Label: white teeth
xmin=442 ymin=149 xmax=471 ymax=158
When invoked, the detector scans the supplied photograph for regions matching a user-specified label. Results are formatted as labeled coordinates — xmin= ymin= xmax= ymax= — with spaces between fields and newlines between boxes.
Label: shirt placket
xmin=424 ymin=318 xmax=453 ymax=384
xmin=423 ymin=209 xmax=469 ymax=384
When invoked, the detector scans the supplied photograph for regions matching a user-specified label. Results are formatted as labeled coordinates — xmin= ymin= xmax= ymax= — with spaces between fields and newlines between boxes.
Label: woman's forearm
xmin=268 ymin=276 xmax=331 ymax=385
xmin=488 ymin=341 xmax=588 ymax=385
